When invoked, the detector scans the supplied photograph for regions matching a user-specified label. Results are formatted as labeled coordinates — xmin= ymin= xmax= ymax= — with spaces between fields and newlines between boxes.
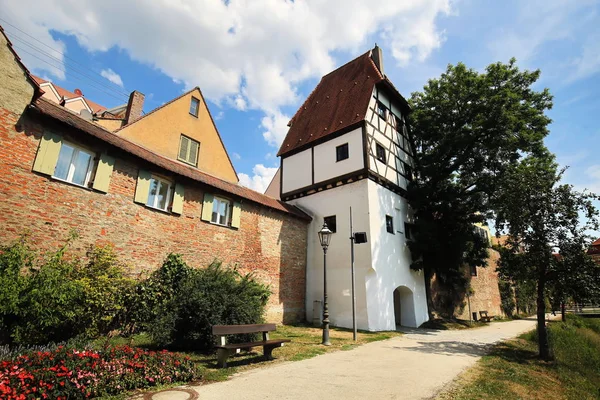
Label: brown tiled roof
xmin=277 ymin=51 xmax=383 ymax=157
xmin=31 ymin=97 xmax=310 ymax=221
xmin=32 ymin=75 xmax=107 ymax=114
xmin=592 ymin=238 xmax=600 ymax=246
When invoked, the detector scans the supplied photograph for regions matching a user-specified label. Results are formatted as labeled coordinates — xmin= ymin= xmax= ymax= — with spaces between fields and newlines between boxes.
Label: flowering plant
xmin=0 ymin=345 xmax=197 ymax=399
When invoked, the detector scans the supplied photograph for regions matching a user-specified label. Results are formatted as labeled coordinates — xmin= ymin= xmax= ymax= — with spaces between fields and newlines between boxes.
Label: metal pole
xmin=350 ymin=207 xmax=357 ymax=341
xmin=322 ymin=247 xmax=331 ymax=346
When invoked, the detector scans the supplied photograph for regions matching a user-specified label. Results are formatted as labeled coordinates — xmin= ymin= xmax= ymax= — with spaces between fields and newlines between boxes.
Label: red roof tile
xmin=32 ymin=75 xmax=107 ymax=114
xmin=277 ymin=51 xmax=383 ymax=157
xmin=31 ymin=97 xmax=310 ymax=221
xmin=592 ymin=238 xmax=600 ymax=246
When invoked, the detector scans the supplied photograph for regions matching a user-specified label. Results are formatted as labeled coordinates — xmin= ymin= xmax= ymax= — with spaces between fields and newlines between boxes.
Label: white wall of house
xmin=313 ymin=127 xmax=364 ymax=183
xmin=365 ymin=180 xmax=428 ymax=329
xmin=281 ymin=148 xmax=312 ymax=193
xmin=289 ymin=180 xmax=373 ymax=330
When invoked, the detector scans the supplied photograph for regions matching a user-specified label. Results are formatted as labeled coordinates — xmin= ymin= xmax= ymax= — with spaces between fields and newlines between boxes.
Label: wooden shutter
xmin=201 ymin=193 xmax=214 ymax=221
xmin=188 ymin=140 xmax=199 ymax=166
xmin=231 ymin=201 xmax=241 ymax=229
xmin=178 ymin=136 xmax=189 ymax=161
xmin=172 ymin=183 xmax=185 ymax=215
xmin=32 ymin=131 xmax=62 ymax=175
xmin=134 ymin=169 xmax=152 ymax=204
xmin=92 ymin=153 xmax=115 ymax=193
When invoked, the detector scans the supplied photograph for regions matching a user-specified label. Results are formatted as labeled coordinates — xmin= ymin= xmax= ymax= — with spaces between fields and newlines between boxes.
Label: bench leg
xmin=263 ymin=344 xmax=278 ymax=360
xmin=217 ymin=348 xmax=229 ymax=368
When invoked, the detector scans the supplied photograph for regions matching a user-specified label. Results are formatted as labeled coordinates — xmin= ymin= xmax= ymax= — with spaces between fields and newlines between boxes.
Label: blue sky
xmin=1 ymin=0 xmax=599 ymax=198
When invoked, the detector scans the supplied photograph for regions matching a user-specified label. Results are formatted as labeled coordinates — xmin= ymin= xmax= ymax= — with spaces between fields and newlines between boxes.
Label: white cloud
xmin=261 ymin=110 xmax=291 ymax=149
xmin=238 ymin=164 xmax=278 ymax=193
xmin=232 ymin=152 xmax=241 ymax=160
xmin=100 ymin=68 xmax=124 ymax=87
xmin=0 ymin=0 xmax=452 ymax=149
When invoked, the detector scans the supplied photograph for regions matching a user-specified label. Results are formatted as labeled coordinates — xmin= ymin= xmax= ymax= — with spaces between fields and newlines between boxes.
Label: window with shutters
xmin=178 ymin=135 xmax=200 ymax=166
xmin=211 ymin=197 xmax=231 ymax=226
xmin=53 ymin=141 xmax=95 ymax=187
xmin=189 ymin=97 xmax=200 ymax=117
xmin=146 ymin=175 xmax=173 ymax=211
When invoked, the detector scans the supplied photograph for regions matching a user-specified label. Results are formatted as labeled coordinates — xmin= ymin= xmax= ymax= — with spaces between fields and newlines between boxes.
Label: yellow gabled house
xmin=116 ymin=88 xmax=238 ymax=184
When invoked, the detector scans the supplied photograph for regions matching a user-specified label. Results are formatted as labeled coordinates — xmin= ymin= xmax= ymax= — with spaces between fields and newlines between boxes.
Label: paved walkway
xmin=178 ymin=318 xmax=540 ymax=400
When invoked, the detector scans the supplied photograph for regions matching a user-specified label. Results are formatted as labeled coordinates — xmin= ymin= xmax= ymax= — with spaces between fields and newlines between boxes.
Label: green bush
xmin=148 ymin=260 xmax=271 ymax=351
xmin=0 ymin=235 xmax=135 ymax=345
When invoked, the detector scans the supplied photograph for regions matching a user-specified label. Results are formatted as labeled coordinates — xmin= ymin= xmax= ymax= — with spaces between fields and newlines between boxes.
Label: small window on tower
xmin=402 ymin=161 xmax=413 ymax=181
xmin=404 ymin=222 xmax=415 ymax=241
xmin=324 ymin=215 xmax=337 ymax=233
xmin=376 ymin=143 xmax=386 ymax=164
xmin=376 ymin=101 xmax=387 ymax=119
xmin=336 ymin=143 xmax=349 ymax=162
xmin=386 ymin=215 xmax=394 ymax=234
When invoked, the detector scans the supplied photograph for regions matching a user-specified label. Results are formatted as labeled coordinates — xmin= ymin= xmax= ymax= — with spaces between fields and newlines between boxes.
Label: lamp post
xmin=318 ymin=222 xmax=333 ymax=346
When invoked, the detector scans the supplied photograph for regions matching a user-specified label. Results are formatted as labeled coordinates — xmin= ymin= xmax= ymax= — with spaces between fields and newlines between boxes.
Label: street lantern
xmin=318 ymin=222 xmax=332 ymax=346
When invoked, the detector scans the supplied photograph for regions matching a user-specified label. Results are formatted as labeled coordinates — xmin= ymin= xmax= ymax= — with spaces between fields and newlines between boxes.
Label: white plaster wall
xmin=289 ymin=180 xmax=373 ymax=330
xmin=64 ymin=98 xmax=90 ymax=114
xmin=281 ymin=149 xmax=312 ymax=193
xmin=313 ymin=127 xmax=364 ymax=183
xmin=365 ymin=179 xmax=428 ymax=329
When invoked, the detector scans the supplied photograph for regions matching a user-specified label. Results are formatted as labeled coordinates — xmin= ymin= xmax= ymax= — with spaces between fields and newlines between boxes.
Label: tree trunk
xmin=537 ymin=274 xmax=551 ymax=360
xmin=424 ymin=268 xmax=435 ymax=319
xmin=561 ymin=302 xmax=566 ymax=322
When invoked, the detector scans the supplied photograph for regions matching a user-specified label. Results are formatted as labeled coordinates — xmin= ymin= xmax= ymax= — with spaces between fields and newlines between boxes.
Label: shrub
xmin=0 ymin=345 xmax=197 ymax=399
xmin=148 ymin=260 xmax=271 ymax=351
xmin=0 ymin=235 xmax=135 ymax=345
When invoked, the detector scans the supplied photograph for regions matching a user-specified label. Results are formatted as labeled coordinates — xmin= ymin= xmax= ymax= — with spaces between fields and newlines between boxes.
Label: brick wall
xmin=0 ymin=107 xmax=308 ymax=323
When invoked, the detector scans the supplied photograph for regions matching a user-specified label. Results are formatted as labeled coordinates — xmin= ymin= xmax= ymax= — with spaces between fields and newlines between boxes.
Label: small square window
xmin=386 ymin=215 xmax=394 ymax=234
xmin=189 ymin=97 xmax=200 ymax=117
xmin=324 ymin=215 xmax=337 ymax=233
xmin=53 ymin=141 xmax=95 ymax=187
xmin=376 ymin=143 xmax=386 ymax=164
xmin=178 ymin=135 xmax=200 ymax=166
xmin=211 ymin=197 xmax=231 ymax=226
xmin=336 ymin=143 xmax=349 ymax=162
xmin=376 ymin=101 xmax=387 ymax=118
xmin=146 ymin=175 xmax=173 ymax=211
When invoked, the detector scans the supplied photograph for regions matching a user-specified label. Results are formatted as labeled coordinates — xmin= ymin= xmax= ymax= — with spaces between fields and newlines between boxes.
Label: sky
xmin=0 ymin=0 xmax=599 ymax=198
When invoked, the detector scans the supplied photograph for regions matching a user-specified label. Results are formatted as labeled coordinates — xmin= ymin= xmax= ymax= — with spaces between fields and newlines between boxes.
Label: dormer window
xmin=178 ymin=135 xmax=200 ymax=166
xmin=189 ymin=97 xmax=200 ymax=117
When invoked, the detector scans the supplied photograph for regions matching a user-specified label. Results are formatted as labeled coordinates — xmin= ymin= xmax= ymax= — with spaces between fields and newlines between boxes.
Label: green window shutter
xmin=201 ymin=193 xmax=214 ymax=221
xmin=188 ymin=140 xmax=199 ymax=166
xmin=92 ymin=153 xmax=115 ymax=193
xmin=178 ymin=136 xmax=189 ymax=161
xmin=172 ymin=183 xmax=185 ymax=215
xmin=32 ymin=131 xmax=62 ymax=175
xmin=231 ymin=201 xmax=242 ymax=229
xmin=134 ymin=169 xmax=152 ymax=204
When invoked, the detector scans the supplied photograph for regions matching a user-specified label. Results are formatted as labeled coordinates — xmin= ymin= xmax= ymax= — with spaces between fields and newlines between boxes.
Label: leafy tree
xmin=407 ymin=59 xmax=552 ymax=316
xmin=493 ymin=152 xmax=598 ymax=359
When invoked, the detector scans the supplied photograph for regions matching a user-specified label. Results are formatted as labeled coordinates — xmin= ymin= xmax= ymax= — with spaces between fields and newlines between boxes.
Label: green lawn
xmin=97 ymin=324 xmax=402 ymax=387
xmin=437 ymin=315 xmax=600 ymax=400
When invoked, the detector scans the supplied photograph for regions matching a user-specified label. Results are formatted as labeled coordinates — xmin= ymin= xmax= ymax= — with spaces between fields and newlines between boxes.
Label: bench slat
xmin=215 ymin=339 xmax=290 ymax=350
xmin=212 ymin=323 xmax=276 ymax=335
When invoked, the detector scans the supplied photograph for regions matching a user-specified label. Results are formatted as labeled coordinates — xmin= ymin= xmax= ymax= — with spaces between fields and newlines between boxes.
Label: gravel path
xmin=182 ymin=318 xmax=542 ymax=400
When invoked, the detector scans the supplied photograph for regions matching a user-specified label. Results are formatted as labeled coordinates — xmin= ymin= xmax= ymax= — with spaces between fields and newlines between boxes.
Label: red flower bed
xmin=0 ymin=345 xmax=197 ymax=399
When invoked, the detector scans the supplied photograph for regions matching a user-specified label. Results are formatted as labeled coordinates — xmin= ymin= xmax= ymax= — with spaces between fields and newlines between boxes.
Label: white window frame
xmin=146 ymin=175 xmax=173 ymax=212
xmin=211 ymin=196 xmax=231 ymax=226
xmin=52 ymin=141 xmax=95 ymax=187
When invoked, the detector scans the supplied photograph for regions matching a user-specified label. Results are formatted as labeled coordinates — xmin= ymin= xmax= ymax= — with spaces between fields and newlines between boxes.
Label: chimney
xmin=124 ymin=90 xmax=145 ymax=125
xmin=371 ymin=44 xmax=384 ymax=76
xmin=74 ymin=88 xmax=83 ymax=96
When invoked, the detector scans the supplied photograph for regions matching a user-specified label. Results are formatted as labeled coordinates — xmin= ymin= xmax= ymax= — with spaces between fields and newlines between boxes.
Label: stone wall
xmin=0 ymin=107 xmax=308 ymax=323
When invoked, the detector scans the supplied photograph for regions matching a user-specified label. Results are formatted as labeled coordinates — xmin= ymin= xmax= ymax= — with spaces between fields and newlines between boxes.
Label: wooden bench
xmin=479 ymin=310 xmax=495 ymax=322
xmin=212 ymin=323 xmax=291 ymax=368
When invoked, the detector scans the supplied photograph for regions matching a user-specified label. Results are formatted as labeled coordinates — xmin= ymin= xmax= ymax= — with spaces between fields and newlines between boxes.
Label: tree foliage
xmin=407 ymin=59 xmax=553 ymax=315
xmin=493 ymin=152 xmax=599 ymax=359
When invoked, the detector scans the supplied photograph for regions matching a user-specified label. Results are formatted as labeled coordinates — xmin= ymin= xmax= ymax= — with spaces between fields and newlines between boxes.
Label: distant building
xmin=588 ymin=238 xmax=600 ymax=264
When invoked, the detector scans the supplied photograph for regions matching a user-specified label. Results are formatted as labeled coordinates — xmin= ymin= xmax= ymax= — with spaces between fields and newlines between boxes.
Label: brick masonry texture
xmin=0 ymin=107 xmax=308 ymax=324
